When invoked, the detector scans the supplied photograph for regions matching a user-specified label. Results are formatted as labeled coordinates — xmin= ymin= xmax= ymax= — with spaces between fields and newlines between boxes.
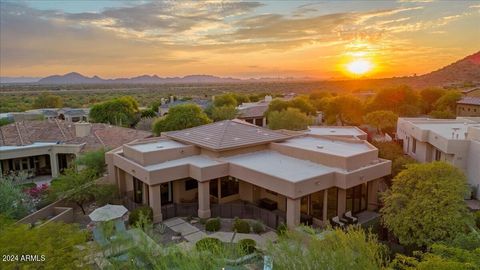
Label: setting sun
xmin=346 ymin=59 xmax=373 ymax=75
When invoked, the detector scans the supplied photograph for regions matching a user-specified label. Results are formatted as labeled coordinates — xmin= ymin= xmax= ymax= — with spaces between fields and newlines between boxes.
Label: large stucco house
xmin=0 ymin=120 xmax=151 ymax=180
xmin=106 ymin=120 xmax=391 ymax=228
xmin=397 ymin=117 xmax=480 ymax=198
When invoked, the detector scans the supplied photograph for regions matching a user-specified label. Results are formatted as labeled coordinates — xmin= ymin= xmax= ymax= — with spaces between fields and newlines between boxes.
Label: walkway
xmin=163 ymin=217 xmax=278 ymax=250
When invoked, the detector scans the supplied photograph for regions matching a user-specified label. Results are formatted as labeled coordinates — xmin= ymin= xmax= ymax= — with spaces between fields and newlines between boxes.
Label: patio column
xmin=286 ymin=197 xmax=301 ymax=228
xmin=197 ymin=181 xmax=211 ymax=218
xmin=337 ymin=188 xmax=346 ymax=217
xmin=117 ymin=168 xmax=126 ymax=196
xmin=149 ymin=185 xmax=162 ymax=223
xmin=49 ymin=153 xmax=59 ymax=177
xmin=262 ymin=117 xmax=267 ymax=127
xmin=368 ymin=179 xmax=379 ymax=211
xmin=322 ymin=189 xmax=328 ymax=222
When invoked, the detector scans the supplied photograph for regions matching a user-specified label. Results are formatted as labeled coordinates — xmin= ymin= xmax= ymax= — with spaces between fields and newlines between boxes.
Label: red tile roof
xmin=0 ymin=120 xmax=151 ymax=152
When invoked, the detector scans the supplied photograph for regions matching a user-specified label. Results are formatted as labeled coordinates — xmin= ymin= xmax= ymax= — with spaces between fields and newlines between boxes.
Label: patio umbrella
xmin=89 ymin=204 xmax=128 ymax=222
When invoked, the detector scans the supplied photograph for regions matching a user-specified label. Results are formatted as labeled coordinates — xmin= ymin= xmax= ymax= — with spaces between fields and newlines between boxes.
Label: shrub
xmin=251 ymin=221 xmax=265 ymax=234
xmin=238 ymin=239 xmax=256 ymax=254
xmin=195 ymin=237 xmax=222 ymax=253
xmin=129 ymin=206 xmax=153 ymax=226
xmin=205 ymin=217 xmax=221 ymax=232
xmin=233 ymin=218 xmax=251 ymax=233
xmin=475 ymin=211 xmax=480 ymax=229
xmin=277 ymin=222 xmax=288 ymax=236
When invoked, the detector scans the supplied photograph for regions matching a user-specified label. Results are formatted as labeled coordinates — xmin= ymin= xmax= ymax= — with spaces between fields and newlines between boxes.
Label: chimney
xmin=212 ymin=95 xmax=216 ymax=101
xmin=75 ymin=122 xmax=92 ymax=138
xmin=170 ymin=95 xmax=174 ymax=103
xmin=264 ymin=95 xmax=272 ymax=102
xmin=161 ymin=98 xmax=166 ymax=105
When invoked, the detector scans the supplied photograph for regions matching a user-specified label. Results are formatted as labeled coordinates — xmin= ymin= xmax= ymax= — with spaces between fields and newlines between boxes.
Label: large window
xmin=435 ymin=149 xmax=442 ymax=161
xmin=184 ymin=178 xmax=198 ymax=191
xmin=310 ymin=191 xmax=324 ymax=219
xmin=133 ymin=177 xmax=143 ymax=204
xmin=161 ymin=182 xmax=173 ymax=205
xmin=346 ymin=183 xmax=367 ymax=214
xmin=210 ymin=179 xmax=218 ymax=198
xmin=412 ymin=138 xmax=417 ymax=154
xmin=220 ymin=176 xmax=239 ymax=198
xmin=327 ymin=187 xmax=338 ymax=219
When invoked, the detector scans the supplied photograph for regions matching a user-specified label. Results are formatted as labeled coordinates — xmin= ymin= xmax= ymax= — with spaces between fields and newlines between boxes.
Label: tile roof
xmin=237 ymin=104 xmax=268 ymax=118
xmin=457 ymin=96 xmax=480 ymax=106
xmin=164 ymin=119 xmax=292 ymax=151
xmin=0 ymin=120 xmax=151 ymax=152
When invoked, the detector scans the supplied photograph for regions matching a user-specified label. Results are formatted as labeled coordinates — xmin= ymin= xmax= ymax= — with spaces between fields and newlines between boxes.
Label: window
xmin=327 ymin=187 xmax=338 ymax=219
xmin=411 ymin=138 xmax=416 ymax=154
xmin=161 ymin=182 xmax=173 ymax=205
xmin=435 ymin=149 xmax=442 ymax=161
xmin=210 ymin=179 xmax=218 ymax=198
xmin=220 ymin=176 xmax=239 ymax=198
xmin=133 ymin=177 xmax=143 ymax=204
xmin=185 ymin=178 xmax=198 ymax=191
xmin=346 ymin=184 xmax=367 ymax=214
xmin=310 ymin=191 xmax=324 ymax=219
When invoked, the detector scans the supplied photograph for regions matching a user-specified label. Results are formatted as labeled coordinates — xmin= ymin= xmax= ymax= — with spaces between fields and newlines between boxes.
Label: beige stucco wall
xmin=457 ymin=104 xmax=480 ymax=117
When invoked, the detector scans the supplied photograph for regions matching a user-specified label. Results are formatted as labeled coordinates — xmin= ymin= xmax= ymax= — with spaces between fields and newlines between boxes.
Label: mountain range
xmin=1 ymin=51 xmax=479 ymax=87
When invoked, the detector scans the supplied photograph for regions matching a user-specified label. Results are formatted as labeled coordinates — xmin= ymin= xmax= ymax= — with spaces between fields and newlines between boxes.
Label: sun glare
xmin=346 ymin=59 xmax=373 ymax=75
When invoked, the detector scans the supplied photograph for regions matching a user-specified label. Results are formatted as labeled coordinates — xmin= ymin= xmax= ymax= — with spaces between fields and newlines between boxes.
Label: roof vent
xmin=330 ymin=130 xmax=336 ymax=133
xmin=184 ymin=132 xmax=190 ymax=135
xmin=204 ymin=137 xmax=210 ymax=140
xmin=156 ymin=145 xmax=164 ymax=149
xmin=316 ymin=145 xmax=324 ymax=149
xmin=233 ymin=137 xmax=241 ymax=141
xmin=263 ymin=133 xmax=269 ymax=136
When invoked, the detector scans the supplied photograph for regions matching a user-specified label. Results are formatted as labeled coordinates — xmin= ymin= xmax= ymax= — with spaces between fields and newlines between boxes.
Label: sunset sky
xmin=1 ymin=0 xmax=479 ymax=79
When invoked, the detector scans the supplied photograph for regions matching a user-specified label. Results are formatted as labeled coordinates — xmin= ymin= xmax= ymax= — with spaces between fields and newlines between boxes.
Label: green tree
xmin=433 ymin=90 xmax=462 ymax=112
xmin=266 ymin=226 xmax=387 ymax=270
xmin=140 ymin=108 xmax=157 ymax=118
xmin=265 ymin=99 xmax=290 ymax=115
xmin=364 ymin=110 xmax=398 ymax=134
xmin=213 ymin=94 xmax=237 ymax=107
xmin=0 ymin=177 xmax=34 ymax=220
xmin=89 ymin=96 xmax=140 ymax=127
xmin=33 ymin=92 xmax=64 ymax=108
xmin=211 ymin=105 xmax=237 ymax=121
xmin=0 ymin=222 xmax=90 ymax=269
xmin=367 ymin=86 xmax=420 ymax=116
xmin=430 ymin=109 xmax=456 ymax=119
xmin=381 ymin=162 xmax=473 ymax=247
xmin=50 ymin=168 xmax=97 ymax=214
xmin=268 ymin=108 xmax=312 ymax=131
xmin=289 ymin=97 xmax=316 ymax=115
xmin=0 ymin=118 xmax=13 ymax=127
xmin=420 ymin=88 xmax=445 ymax=113
xmin=324 ymin=95 xmax=364 ymax=125
xmin=152 ymin=103 xmax=212 ymax=135
xmin=75 ymin=148 xmax=106 ymax=177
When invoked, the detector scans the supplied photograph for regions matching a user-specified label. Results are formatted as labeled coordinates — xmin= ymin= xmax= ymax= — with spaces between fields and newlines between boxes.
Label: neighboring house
xmin=397 ymin=117 xmax=480 ymax=198
xmin=6 ymin=108 xmax=91 ymax=123
xmin=106 ymin=119 xmax=391 ymax=228
xmin=307 ymin=126 xmax=367 ymax=140
xmin=236 ymin=95 xmax=272 ymax=127
xmin=158 ymin=97 xmax=211 ymax=117
xmin=0 ymin=120 xmax=151 ymax=179
xmin=461 ymin=87 xmax=480 ymax=98
xmin=457 ymin=96 xmax=480 ymax=117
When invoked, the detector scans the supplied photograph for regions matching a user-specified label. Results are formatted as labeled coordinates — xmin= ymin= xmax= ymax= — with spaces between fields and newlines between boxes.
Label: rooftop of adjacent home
xmin=0 ymin=120 xmax=152 ymax=152
xmin=277 ymin=136 xmax=373 ymax=156
xmin=399 ymin=117 xmax=480 ymax=140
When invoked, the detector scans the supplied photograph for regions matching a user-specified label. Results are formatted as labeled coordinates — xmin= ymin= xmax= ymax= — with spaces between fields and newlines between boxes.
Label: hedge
xmin=233 ymin=218 xmax=250 ymax=233
xmin=129 ymin=206 xmax=153 ymax=225
xmin=205 ymin=217 xmax=221 ymax=232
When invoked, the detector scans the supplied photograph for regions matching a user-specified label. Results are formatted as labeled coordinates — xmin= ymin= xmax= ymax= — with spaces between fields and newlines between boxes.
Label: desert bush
xmin=277 ymin=222 xmax=288 ymax=236
xmin=129 ymin=206 xmax=153 ymax=226
xmin=205 ymin=217 xmax=221 ymax=232
xmin=195 ymin=237 xmax=222 ymax=253
xmin=238 ymin=239 xmax=256 ymax=254
xmin=251 ymin=220 xmax=265 ymax=234
xmin=233 ymin=218 xmax=250 ymax=233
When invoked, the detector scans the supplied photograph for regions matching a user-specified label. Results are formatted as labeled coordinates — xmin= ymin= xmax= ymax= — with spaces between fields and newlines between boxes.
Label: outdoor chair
xmin=330 ymin=216 xmax=345 ymax=228
xmin=343 ymin=211 xmax=358 ymax=224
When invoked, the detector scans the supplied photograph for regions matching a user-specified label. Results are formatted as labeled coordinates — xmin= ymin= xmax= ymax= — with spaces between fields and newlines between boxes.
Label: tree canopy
xmin=268 ymin=108 xmax=312 ymax=131
xmin=0 ymin=222 xmax=89 ymax=269
xmin=75 ymin=148 xmax=106 ymax=177
xmin=89 ymin=96 xmax=140 ymax=127
xmin=367 ymin=86 xmax=420 ymax=116
xmin=323 ymin=95 xmax=364 ymax=125
xmin=266 ymin=97 xmax=316 ymax=116
xmin=364 ymin=110 xmax=398 ymax=134
xmin=152 ymin=103 xmax=212 ymax=135
xmin=213 ymin=93 xmax=237 ymax=107
xmin=211 ymin=105 xmax=237 ymax=121
xmin=420 ymin=88 xmax=445 ymax=113
xmin=33 ymin=92 xmax=63 ymax=108
xmin=381 ymin=162 xmax=473 ymax=247
xmin=266 ymin=226 xmax=387 ymax=270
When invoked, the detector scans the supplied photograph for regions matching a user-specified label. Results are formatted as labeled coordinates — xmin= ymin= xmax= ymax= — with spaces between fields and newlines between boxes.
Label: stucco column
xmin=149 ymin=185 xmax=162 ymax=223
xmin=368 ymin=179 xmax=379 ymax=211
xmin=197 ymin=181 xmax=211 ymax=218
xmin=286 ymin=197 xmax=301 ymax=228
xmin=117 ymin=168 xmax=126 ymax=196
xmin=262 ymin=117 xmax=267 ymax=127
xmin=322 ymin=189 xmax=328 ymax=222
xmin=337 ymin=188 xmax=346 ymax=217
xmin=49 ymin=153 xmax=59 ymax=177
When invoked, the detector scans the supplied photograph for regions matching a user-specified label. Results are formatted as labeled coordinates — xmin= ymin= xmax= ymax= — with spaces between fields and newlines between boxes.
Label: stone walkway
xmin=163 ymin=217 xmax=278 ymax=250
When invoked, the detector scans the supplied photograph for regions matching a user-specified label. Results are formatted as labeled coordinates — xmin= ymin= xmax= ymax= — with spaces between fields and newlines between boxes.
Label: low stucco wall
xmin=40 ymin=207 xmax=74 ymax=227
xmin=17 ymin=199 xmax=66 ymax=225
